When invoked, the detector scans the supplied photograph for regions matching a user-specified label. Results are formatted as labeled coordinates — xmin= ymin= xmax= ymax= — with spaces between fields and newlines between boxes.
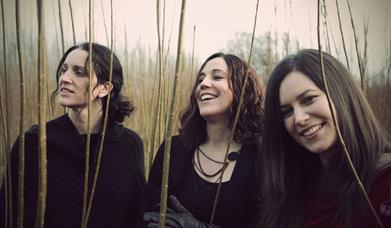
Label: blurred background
xmin=1 ymin=0 xmax=390 ymax=175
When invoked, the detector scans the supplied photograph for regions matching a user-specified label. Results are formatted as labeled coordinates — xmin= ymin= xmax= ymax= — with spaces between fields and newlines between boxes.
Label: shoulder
xmin=23 ymin=114 xmax=69 ymax=140
xmin=120 ymin=126 xmax=143 ymax=145
xmin=376 ymin=153 xmax=391 ymax=171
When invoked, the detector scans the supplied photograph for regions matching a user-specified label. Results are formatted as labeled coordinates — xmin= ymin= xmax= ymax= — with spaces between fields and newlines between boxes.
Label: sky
xmin=6 ymin=0 xmax=391 ymax=75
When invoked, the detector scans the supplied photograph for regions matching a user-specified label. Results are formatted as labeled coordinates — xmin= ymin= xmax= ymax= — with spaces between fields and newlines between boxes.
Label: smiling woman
xmin=258 ymin=49 xmax=391 ymax=228
xmin=0 ymin=43 xmax=146 ymax=227
xmin=143 ymin=53 xmax=264 ymax=228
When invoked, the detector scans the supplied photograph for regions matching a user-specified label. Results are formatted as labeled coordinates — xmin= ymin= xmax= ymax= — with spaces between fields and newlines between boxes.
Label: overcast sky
xmin=7 ymin=0 xmax=391 ymax=74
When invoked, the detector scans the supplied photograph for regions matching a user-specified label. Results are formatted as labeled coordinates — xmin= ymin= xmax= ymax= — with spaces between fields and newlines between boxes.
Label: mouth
xmin=60 ymin=87 xmax=74 ymax=94
xmin=200 ymin=93 xmax=217 ymax=102
xmin=300 ymin=123 xmax=324 ymax=138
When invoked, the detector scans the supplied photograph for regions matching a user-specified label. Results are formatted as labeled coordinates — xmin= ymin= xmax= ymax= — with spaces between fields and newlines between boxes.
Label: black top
xmin=0 ymin=114 xmax=146 ymax=228
xmin=146 ymin=136 xmax=258 ymax=228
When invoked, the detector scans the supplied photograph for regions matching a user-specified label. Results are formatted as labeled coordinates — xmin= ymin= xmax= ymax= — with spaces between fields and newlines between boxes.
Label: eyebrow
xmin=199 ymin=69 xmax=227 ymax=75
xmin=280 ymin=89 xmax=317 ymax=108
xmin=297 ymin=89 xmax=316 ymax=99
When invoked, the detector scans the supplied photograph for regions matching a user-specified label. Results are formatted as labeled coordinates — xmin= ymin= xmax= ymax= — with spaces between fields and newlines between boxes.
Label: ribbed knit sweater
xmin=0 ymin=114 xmax=146 ymax=228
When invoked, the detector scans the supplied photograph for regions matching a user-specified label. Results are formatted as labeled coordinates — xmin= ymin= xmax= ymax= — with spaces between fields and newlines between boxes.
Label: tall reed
xmin=1 ymin=0 xmax=11 ymax=226
xmin=346 ymin=0 xmax=365 ymax=91
xmin=335 ymin=0 xmax=350 ymax=69
xmin=84 ymin=0 xmax=114 ymax=226
xmin=210 ymin=0 xmax=260 ymax=223
xmin=58 ymin=0 xmax=65 ymax=53
xmin=69 ymin=0 xmax=76 ymax=45
xmin=15 ymin=0 xmax=26 ymax=226
xmin=81 ymin=0 xmax=93 ymax=226
xmin=147 ymin=0 xmax=164 ymax=176
xmin=159 ymin=0 xmax=186 ymax=226
xmin=36 ymin=0 xmax=48 ymax=227
xmin=316 ymin=0 xmax=383 ymax=227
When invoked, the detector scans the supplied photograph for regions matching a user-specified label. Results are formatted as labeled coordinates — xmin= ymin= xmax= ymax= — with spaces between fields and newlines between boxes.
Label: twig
xmin=36 ymin=0 xmax=48 ymax=227
xmin=15 ymin=0 xmax=26 ymax=226
xmin=81 ymin=0 xmax=93 ymax=227
xmin=317 ymin=1 xmax=383 ymax=227
xmin=346 ymin=0 xmax=365 ymax=92
xmin=84 ymin=0 xmax=114 ymax=225
xmin=335 ymin=0 xmax=350 ymax=69
xmin=159 ymin=0 xmax=186 ymax=227
xmin=210 ymin=0 xmax=260 ymax=223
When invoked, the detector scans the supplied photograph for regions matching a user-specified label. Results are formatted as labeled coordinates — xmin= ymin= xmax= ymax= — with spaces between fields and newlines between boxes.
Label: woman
xmin=258 ymin=49 xmax=391 ymax=228
xmin=1 ymin=43 xmax=146 ymax=227
xmin=143 ymin=53 xmax=264 ymax=228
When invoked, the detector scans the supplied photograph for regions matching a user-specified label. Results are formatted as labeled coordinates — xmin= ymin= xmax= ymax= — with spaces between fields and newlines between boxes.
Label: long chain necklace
xmin=193 ymin=146 xmax=239 ymax=178
xmin=193 ymin=147 xmax=228 ymax=178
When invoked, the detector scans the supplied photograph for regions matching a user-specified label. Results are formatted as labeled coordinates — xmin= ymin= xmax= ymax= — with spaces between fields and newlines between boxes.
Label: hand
xmin=143 ymin=195 xmax=220 ymax=228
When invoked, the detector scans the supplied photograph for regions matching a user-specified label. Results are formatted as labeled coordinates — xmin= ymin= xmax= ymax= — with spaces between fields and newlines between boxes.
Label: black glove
xmin=143 ymin=195 xmax=221 ymax=228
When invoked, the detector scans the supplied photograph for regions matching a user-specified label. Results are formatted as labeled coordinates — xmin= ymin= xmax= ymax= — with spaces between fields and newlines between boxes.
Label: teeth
xmin=302 ymin=124 xmax=322 ymax=137
xmin=61 ymin=88 xmax=72 ymax=93
xmin=201 ymin=94 xmax=216 ymax=101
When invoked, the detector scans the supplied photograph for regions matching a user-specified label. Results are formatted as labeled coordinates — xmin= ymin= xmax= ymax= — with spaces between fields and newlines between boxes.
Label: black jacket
xmin=1 ymin=114 xmax=146 ymax=228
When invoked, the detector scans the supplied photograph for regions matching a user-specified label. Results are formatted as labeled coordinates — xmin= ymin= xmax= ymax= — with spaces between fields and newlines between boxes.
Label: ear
xmin=97 ymin=82 xmax=113 ymax=98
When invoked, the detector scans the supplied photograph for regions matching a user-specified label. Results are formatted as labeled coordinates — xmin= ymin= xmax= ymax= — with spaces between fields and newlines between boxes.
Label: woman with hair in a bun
xmin=0 ymin=42 xmax=146 ymax=227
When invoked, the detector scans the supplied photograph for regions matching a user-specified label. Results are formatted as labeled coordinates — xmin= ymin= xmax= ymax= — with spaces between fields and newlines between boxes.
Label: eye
xmin=301 ymin=95 xmax=317 ymax=105
xmin=59 ymin=65 xmax=67 ymax=74
xmin=74 ymin=67 xmax=87 ymax=77
xmin=213 ymin=75 xmax=224 ymax=80
xmin=197 ymin=75 xmax=205 ymax=84
xmin=281 ymin=106 xmax=293 ymax=118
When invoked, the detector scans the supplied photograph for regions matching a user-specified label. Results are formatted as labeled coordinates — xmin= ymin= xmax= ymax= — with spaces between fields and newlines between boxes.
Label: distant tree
xmin=221 ymin=31 xmax=298 ymax=79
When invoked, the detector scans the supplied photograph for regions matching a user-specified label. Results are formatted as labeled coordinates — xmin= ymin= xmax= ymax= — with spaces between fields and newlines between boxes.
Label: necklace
xmin=193 ymin=146 xmax=240 ymax=178
xmin=198 ymin=146 xmax=239 ymax=163
xmin=193 ymin=147 xmax=228 ymax=178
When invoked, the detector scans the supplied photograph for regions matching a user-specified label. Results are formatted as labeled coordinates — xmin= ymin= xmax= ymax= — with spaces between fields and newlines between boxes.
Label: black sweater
xmin=0 ymin=114 xmax=146 ymax=228
xmin=145 ymin=136 xmax=258 ymax=228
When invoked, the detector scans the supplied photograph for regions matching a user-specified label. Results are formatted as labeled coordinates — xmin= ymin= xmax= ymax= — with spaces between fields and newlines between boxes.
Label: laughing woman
xmin=258 ymin=49 xmax=391 ymax=228
xmin=143 ymin=53 xmax=264 ymax=228
xmin=0 ymin=43 xmax=146 ymax=227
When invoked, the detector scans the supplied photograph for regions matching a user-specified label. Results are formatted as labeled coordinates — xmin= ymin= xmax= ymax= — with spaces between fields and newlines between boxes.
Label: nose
xmin=294 ymin=108 xmax=309 ymax=126
xmin=199 ymin=76 xmax=211 ymax=89
xmin=59 ymin=70 xmax=72 ymax=84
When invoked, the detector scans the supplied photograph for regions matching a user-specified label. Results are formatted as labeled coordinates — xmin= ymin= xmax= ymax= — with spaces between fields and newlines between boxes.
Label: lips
xmin=60 ymin=87 xmax=74 ymax=94
xmin=300 ymin=123 xmax=323 ymax=138
xmin=200 ymin=93 xmax=217 ymax=102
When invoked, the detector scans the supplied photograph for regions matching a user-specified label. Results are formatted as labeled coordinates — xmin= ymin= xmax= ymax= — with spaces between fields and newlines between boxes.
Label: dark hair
xmin=51 ymin=42 xmax=134 ymax=123
xmin=258 ymin=49 xmax=390 ymax=227
xmin=179 ymin=52 xmax=264 ymax=149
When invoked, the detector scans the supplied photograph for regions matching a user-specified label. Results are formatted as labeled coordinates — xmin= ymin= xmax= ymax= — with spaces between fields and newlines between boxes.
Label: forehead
xmin=201 ymin=57 xmax=228 ymax=73
xmin=279 ymin=71 xmax=320 ymax=102
xmin=64 ymin=48 xmax=89 ymax=66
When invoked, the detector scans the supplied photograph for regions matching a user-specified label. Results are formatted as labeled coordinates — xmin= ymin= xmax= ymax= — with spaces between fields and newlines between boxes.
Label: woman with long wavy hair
xmin=144 ymin=53 xmax=264 ymax=228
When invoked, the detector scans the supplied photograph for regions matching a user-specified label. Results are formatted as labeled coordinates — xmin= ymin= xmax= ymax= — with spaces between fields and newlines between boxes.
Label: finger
xmin=169 ymin=195 xmax=190 ymax=214
xmin=164 ymin=214 xmax=183 ymax=228
xmin=154 ymin=202 xmax=175 ymax=213
xmin=143 ymin=212 xmax=160 ymax=223
xmin=147 ymin=222 xmax=160 ymax=228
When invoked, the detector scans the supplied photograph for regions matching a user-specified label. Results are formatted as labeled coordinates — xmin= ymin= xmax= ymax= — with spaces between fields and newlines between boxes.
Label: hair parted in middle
xmin=179 ymin=52 xmax=264 ymax=149
xmin=258 ymin=48 xmax=390 ymax=228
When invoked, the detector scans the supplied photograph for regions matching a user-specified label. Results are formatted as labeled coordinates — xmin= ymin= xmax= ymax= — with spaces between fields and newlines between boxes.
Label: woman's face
xmin=279 ymin=71 xmax=337 ymax=158
xmin=57 ymin=49 xmax=100 ymax=109
xmin=195 ymin=57 xmax=234 ymax=122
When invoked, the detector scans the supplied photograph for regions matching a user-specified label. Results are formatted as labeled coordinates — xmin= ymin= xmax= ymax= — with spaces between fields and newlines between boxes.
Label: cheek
xmin=283 ymin=117 xmax=295 ymax=136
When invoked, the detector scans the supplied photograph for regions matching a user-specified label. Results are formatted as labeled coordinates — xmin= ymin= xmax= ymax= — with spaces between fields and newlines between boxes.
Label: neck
xmin=67 ymin=102 xmax=103 ymax=134
xmin=204 ymin=119 xmax=239 ymax=153
xmin=319 ymin=143 xmax=338 ymax=167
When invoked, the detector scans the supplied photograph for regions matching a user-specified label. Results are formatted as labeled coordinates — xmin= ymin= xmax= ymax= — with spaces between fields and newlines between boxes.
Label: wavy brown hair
xmin=179 ymin=53 xmax=264 ymax=149
xmin=258 ymin=49 xmax=391 ymax=228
